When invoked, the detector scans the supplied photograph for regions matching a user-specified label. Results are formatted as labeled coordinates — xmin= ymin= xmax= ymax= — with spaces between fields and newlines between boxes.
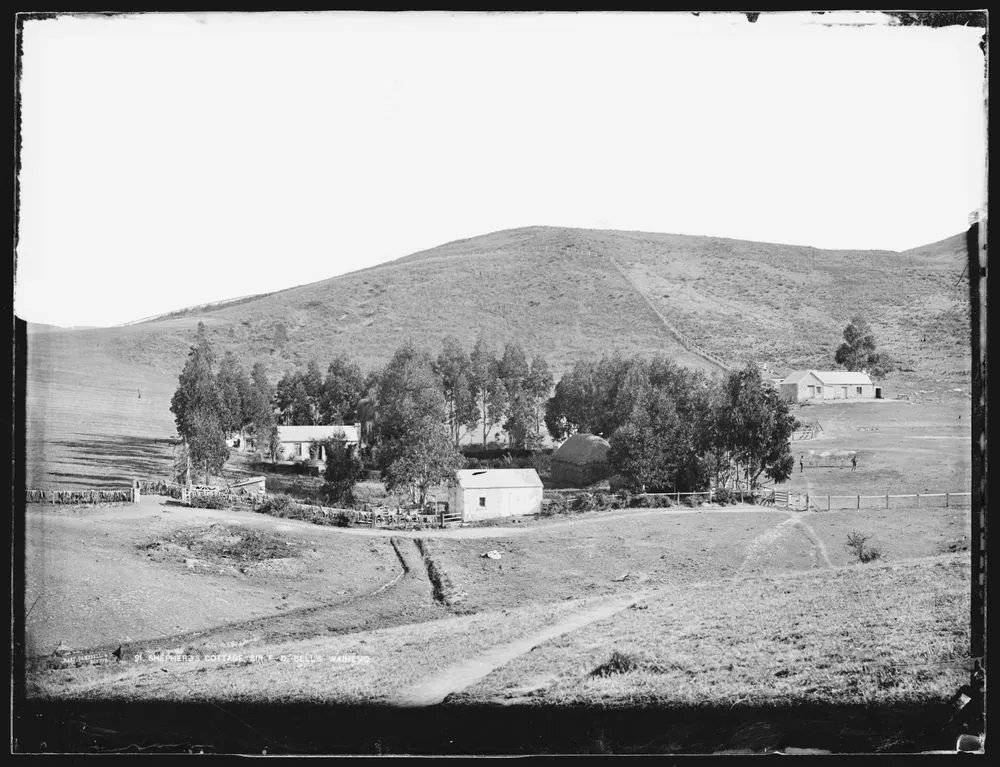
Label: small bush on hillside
xmin=683 ymin=495 xmax=701 ymax=508
xmin=333 ymin=511 xmax=353 ymax=527
xmin=190 ymin=494 xmax=228 ymax=509
xmin=846 ymin=531 xmax=884 ymax=563
xmin=592 ymin=650 xmax=641 ymax=677
xmin=571 ymin=493 xmax=597 ymax=512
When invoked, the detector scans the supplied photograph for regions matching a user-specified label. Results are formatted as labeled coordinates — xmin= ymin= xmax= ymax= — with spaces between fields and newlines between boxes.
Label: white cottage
xmin=779 ymin=370 xmax=879 ymax=403
xmin=276 ymin=424 xmax=361 ymax=462
xmin=449 ymin=469 xmax=544 ymax=522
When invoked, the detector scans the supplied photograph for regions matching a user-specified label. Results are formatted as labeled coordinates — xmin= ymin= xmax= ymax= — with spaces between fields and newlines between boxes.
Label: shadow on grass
xmin=46 ymin=435 xmax=176 ymax=481
xmin=14 ymin=698 xmax=962 ymax=754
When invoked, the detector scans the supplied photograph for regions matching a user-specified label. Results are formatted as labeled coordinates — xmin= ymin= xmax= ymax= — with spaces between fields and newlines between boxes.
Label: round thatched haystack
xmin=551 ymin=433 xmax=611 ymax=487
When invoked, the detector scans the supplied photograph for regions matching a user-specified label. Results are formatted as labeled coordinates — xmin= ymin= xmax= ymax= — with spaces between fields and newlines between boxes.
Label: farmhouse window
xmin=295 ymin=443 xmax=303 ymax=456
xmin=479 ymin=497 xmax=486 ymax=507
xmin=856 ymin=387 xmax=863 ymax=394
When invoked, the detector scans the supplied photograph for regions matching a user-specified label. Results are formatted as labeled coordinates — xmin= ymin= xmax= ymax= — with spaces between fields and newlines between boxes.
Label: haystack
xmin=551 ymin=433 xmax=611 ymax=487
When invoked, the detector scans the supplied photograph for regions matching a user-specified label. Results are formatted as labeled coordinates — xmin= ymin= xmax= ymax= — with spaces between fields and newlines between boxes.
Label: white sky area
xmin=16 ymin=11 xmax=987 ymax=328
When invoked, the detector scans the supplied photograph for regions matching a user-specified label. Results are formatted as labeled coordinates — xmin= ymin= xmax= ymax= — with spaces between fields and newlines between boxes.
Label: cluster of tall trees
xmin=170 ymin=323 xmax=278 ymax=483
xmin=272 ymin=335 xmax=553 ymax=451
xmin=171 ymin=323 xmax=795 ymax=501
xmin=273 ymin=356 xmax=369 ymax=426
xmin=546 ymin=355 xmax=797 ymax=493
xmin=359 ymin=336 xmax=552 ymax=504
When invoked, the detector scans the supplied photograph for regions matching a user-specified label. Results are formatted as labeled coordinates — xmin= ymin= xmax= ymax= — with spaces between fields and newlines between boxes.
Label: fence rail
xmin=776 ymin=491 xmax=971 ymax=511
xmin=26 ymin=488 xmax=135 ymax=504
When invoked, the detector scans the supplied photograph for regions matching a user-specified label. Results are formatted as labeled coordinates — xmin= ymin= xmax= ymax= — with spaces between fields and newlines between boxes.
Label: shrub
xmin=540 ymin=495 xmax=568 ymax=516
xmin=531 ymin=452 xmax=552 ymax=477
xmin=713 ymin=487 xmax=735 ymax=505
xmin=592 ymin=492 xmax=614 ymax=510
xmin=571 ymin=493 xmax=596 ymax=512
xmin=190 ymin=494 xmax=228 ymax=509
xmin=846 ymin=531 xmax=884 ymax=563
xmin=257 ymin=493 xmax=294 ymax=515
xmin=333 ymin=511 xmax=353 ymax=528
xmin=592 ymin=650 xmax=641 ymax=677
xmin=683 ymin=494 xmax=701 ymax=508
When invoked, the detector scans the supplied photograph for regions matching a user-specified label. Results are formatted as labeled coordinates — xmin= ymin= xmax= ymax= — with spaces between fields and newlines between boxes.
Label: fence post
xmin=805 ymin=493 xmax=809 ymax=510
xmin=676 ymin=491 xmax=680 ymax=504
xmin=886 ymin=494 xmax=889 ymax=509
xmin=946 ymin=492 xmax=950 ymax=508
xmin=827 ymin=495 xmax=831 ymax=511
xmin=857 ymin=494 xmax=861 ymax=510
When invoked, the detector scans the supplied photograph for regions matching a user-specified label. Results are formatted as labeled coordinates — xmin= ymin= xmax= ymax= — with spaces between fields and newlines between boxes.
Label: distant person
xmin=137 ymin=389 xmax=141 ymax=399
xmin=799 ymin=455 xmax=804 ymax=474
xmin=851 ymin=455 xmax=858 ymax=472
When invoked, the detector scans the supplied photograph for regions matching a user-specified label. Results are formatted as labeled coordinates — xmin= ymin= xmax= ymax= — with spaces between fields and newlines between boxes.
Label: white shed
xmin=449 ymin=469 xmax=544 ymax=522
xmin=779 ymin=370 xmax=877 ymax=403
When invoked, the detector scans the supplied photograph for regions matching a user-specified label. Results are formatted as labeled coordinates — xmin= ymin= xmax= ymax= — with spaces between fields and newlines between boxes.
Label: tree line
xmin=269 ymin=334 xmax=553 ymax=451
xmin=170 ymin=323 xmax=796 ymax=501
xmin=168 ymin=325 xmax=553 ymax=496
xmin=546 ymin=354 xmax=798 ymax=494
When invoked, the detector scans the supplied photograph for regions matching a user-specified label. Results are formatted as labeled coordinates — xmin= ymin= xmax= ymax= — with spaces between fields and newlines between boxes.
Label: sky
xmin=15 ymin=11 xmax=987 ymax=328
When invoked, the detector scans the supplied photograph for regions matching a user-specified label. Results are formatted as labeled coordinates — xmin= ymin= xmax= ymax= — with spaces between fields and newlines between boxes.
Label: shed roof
xmin=813 ymin=371 xmax=874 ymax=386
xmin=278 ymin=425 xmax=360 ymax=443
xmin=781 ymin=370 xmax=874 ymax=387
xmin=781 ymin=370 xmax=824 ymax=385
xmin=552 ymin=433 xmax=611 ymax=466
xmin=455 ymin=469 xmax=543 ymax=489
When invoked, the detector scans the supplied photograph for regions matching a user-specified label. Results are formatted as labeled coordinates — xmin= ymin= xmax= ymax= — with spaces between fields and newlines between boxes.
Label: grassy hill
xmin=40 ymin=225 xmax=970 ymax=381
xmin=23 ymin=225 xmax=972 ymax=488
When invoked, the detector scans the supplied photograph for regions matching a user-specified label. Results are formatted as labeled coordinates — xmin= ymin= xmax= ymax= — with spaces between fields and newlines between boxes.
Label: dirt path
xmin=791 ymin=514 xmax=834 ymax=568
xmin=395 ymin=590 xmax=652 ymax=707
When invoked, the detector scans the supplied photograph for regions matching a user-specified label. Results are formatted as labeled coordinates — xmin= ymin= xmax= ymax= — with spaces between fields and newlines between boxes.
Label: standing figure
xmin=851 ymin=454 xmax=858 ymax=472
xmin=799 ymin=455 xmax=804 ymax=474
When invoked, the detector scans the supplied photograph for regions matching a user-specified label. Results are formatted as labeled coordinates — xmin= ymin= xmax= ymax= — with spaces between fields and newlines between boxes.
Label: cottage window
xmin=479 ymin=497 xmax=486 ymax=508
xmin=856 ymin=387 xmax=863 ymax=394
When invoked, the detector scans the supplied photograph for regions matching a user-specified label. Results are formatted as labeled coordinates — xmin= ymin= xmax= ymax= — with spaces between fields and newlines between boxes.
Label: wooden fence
xmin=774 ymin=491 xmax=972 ymax=511
xmin=26 ymin=488 xmax=136 ymax=504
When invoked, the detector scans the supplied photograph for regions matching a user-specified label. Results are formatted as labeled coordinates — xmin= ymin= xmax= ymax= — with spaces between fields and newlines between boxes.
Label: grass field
xmin=450 ymin=555 xmax=970 ymax=710
xmin=17 ymin=223 xmax=977 ymax=752
xmin=778 ymin=398 xmax=970 ymax=497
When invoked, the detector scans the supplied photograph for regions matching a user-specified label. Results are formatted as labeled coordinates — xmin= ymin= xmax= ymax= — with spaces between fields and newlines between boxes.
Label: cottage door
xmin=842 ymin=386 xmax=848 ymax=399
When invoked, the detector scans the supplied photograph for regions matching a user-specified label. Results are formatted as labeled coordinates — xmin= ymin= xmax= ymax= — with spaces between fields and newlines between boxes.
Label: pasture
xmin=19 ymin=326 xmax=976 ymax=753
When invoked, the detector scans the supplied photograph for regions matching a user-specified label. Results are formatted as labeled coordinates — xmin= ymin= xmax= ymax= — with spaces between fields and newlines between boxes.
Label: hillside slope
xmin=49 ymin=225 xmax=969 ymax=383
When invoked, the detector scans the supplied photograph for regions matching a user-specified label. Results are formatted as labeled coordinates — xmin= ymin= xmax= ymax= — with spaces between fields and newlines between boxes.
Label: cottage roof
xmin=781 ymin=370 xmax=873 ymax=387
xmin=781 ymin=370 xmax=823 ymax=385
xmin=455 ymin=469 xmax=543 ymax=489
xmin=813 ymin=371 xmax=874 ymax=386
xmin=552 ymin=433 xmax=611 ymax=466
xmin=278 ymin=425 xmax=360 ymax=443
